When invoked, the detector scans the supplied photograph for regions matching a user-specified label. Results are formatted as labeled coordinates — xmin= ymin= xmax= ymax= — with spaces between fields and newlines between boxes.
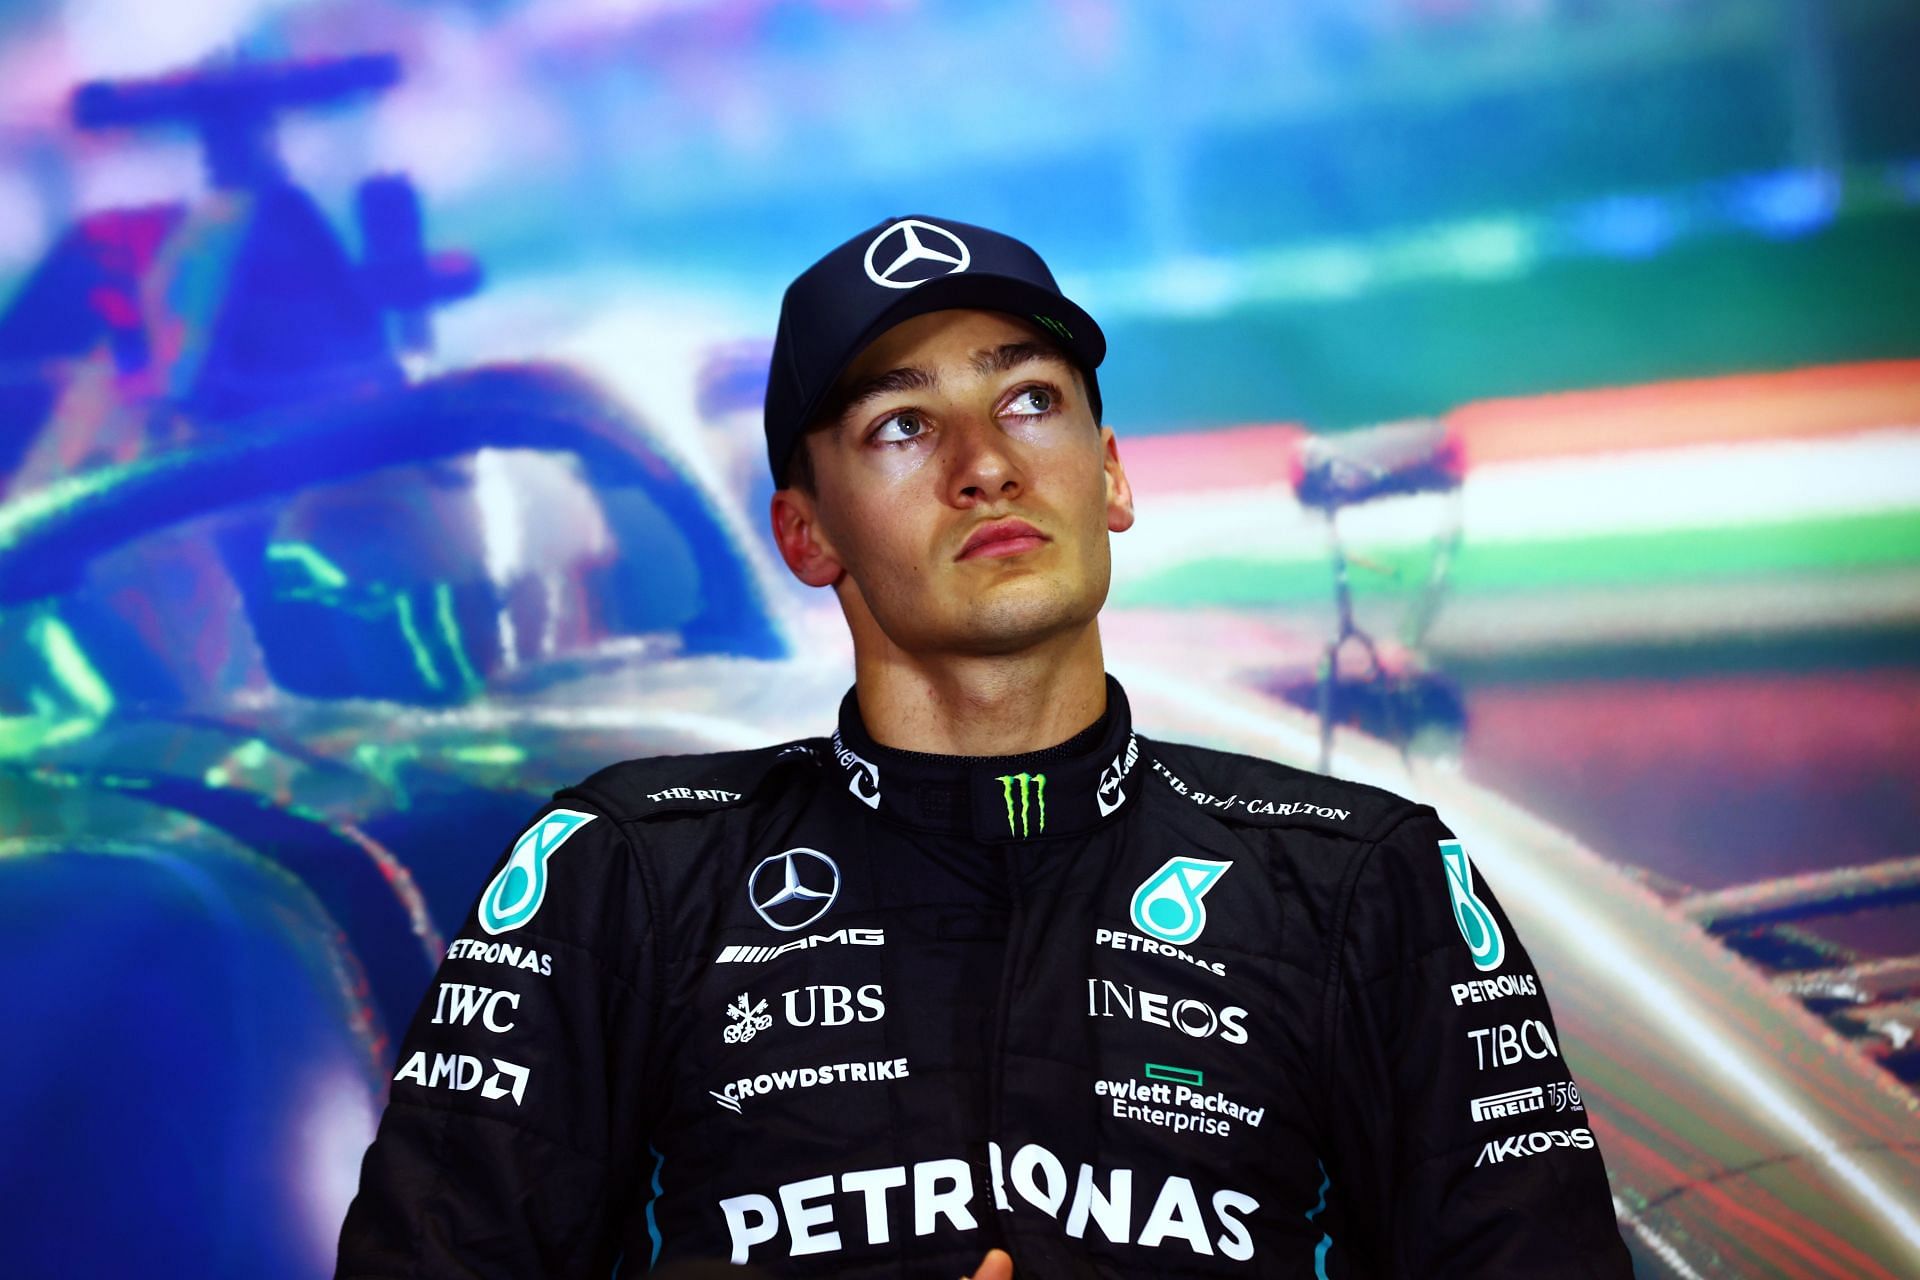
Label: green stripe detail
xmin=393 ymin=590 xmax=444 ymax=691
xmin=1145 ymin=1062 xmax=1205 ymax=1087
xmin=1113 ymin=509 xmax=1920 ymax=610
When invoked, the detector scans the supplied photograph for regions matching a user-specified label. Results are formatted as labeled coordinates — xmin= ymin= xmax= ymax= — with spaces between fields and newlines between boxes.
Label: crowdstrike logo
xmin=748 ymin=849 xmax=841 ymax=932
xmin=1441 ymin=839 xmax=1505 ymax=972
xmin=1129 ymin=856 xmax=1232 ymax=945
xmin=831 ymin=730 xmax=882 ymax=809
xmin=1097 ymin=735 xmax=1139 ymax=818
xmin=863 ymin=218 xmax=970 ymax=289
xmin=477 ymin=809 xmax=595 ymax=935
xmin=709 ymin=1057 xmax=909 ymax=1114
xmin=997 ymin=772 xmax=1047 ymax=837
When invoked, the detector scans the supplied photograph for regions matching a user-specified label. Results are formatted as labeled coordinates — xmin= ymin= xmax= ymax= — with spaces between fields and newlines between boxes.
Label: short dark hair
xmin=783 ymin=432 xmax=818 ymax=492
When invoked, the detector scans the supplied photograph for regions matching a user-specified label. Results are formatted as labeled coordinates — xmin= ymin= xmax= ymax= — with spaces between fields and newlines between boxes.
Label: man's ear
xmin=770 ymin=484 xmax=845 ymax=588
xmin=1101 ymin=426 xmax=1135 ymax=534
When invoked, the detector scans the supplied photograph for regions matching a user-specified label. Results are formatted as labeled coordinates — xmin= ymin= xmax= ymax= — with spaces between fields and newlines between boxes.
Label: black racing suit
xmin=337 ymin=678 xmax=1630 ymax=1278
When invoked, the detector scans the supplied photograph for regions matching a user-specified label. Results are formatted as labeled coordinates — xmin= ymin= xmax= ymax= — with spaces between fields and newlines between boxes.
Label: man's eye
xmin=872 ymin=412 xmax=927 ymax=444
xmin=1004 ymin=387 xmax=1054 ymax=417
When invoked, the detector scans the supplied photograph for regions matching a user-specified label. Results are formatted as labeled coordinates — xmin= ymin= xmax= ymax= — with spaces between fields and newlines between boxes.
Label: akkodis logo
xmin=1440 ymin=839 xmax=1505 ymax=972
xmin=478 ymin=809 xmax=596 ymax=935
xmin=1129 ymin=857 xmax=1232 ymax=946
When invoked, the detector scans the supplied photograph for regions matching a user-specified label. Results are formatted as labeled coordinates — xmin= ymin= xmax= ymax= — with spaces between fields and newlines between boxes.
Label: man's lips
xmin=956 ymin=518 xmax=1050 ymax=561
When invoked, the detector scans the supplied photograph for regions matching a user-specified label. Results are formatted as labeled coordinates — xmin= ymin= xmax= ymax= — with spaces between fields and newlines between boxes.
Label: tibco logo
xmin=718 ymin=1142 xmax=1258 ymax=1264
xmin=716 ymin=928 xmax=883 ymax=964
xmin=1467 ymin=1019 xmax=1558 ymax=1071
xmin=1086 ymin=980 xmax=1248 ymax=1045
xmin=1475 ymin=1127 xmax=1594 ymax=1167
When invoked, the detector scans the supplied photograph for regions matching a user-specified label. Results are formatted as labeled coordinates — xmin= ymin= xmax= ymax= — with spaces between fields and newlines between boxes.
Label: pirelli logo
xmin=1470 ymin=1085 xmax=1545 ymax=1123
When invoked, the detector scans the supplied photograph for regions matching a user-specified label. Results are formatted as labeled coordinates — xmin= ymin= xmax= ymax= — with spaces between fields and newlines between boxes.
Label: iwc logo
xmin=477 ymin=809 xmax=596 ymax=936
xmin=1129 ymin=856 xmax=1232 ymax=945
xmin=748 ymin=848 xmax=841 ymax=932
xmin=863 ymin=218 xmax=970 ymax=289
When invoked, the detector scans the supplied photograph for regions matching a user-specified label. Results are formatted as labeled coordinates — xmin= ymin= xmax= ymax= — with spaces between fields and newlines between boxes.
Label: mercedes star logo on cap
xmin=863 ymin=218 xmax=971 ymax=289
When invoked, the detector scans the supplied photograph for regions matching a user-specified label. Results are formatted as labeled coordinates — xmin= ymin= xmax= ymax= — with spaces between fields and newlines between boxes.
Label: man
xmin=337 ymin=216 xmax=1631 ymax=1277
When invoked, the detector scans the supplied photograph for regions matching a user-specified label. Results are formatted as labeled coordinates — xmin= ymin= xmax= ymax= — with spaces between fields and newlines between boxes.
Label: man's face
xmin=773 ymin=308 xmax=1133 ymax=658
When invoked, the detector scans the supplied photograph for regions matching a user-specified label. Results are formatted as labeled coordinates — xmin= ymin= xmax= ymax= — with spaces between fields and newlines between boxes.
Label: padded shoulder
xmin=559 ymin=739 xmax=824 ymax=821
xmin=1143 ymin=737 xmax=1425 ymax=843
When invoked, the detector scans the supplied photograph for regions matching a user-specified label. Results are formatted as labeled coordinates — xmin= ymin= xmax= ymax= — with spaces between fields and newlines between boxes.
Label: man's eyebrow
xmin=971 ymin=341 xmax=1070 ymax=377
xmin=823 ymin=341 xmax=1072 ymax=430
xmin=829 ymin=364 xmax=938 ymax=426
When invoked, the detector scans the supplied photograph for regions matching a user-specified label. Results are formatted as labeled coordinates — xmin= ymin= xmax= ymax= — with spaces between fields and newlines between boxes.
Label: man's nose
xmin=945 ymin=411 xmax=1024 ymax=505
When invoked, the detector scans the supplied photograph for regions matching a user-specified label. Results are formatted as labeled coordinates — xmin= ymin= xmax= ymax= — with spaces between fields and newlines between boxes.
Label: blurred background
xmin=0 ymin=1 xmax=1916 ymax=1276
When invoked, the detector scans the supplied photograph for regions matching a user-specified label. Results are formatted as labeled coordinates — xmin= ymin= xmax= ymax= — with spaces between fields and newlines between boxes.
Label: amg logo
xmin=716 ymin=928 xmax=885 ymax=964
xmin=1469 ymin=1085 xmax=1544 ymax=1123
xmin=1474 ymin=1126 xmax=1594 ymax=1167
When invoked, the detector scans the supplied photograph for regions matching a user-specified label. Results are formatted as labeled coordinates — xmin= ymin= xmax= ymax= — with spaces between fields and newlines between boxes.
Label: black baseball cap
xmin=764 ymin=215 xmax=1106 ymax=485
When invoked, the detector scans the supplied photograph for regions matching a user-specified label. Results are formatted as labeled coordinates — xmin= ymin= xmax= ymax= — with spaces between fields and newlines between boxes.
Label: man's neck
xmin=849 ymin=624 xmax=1109 ymax=757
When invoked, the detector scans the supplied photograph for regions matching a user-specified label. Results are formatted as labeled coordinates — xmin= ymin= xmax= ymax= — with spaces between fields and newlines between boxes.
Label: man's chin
xmin=949 ymin=583 xmax=1101 ymax=655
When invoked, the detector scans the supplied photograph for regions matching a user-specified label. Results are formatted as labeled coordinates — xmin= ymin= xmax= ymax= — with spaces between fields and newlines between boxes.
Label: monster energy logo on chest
xmin=996 ymin=772 xmax=1046 ymax=837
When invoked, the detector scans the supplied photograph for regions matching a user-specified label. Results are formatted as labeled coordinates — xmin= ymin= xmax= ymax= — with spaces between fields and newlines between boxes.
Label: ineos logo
xmin=863 ymin=219 xmax=970 ymax=289
xmin=748 ymin=848 xmax=841 ymax=932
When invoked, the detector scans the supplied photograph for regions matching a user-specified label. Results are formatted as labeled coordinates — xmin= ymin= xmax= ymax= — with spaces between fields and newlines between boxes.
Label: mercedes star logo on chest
xmin=748 ymin=848 xmax=841 ymax=931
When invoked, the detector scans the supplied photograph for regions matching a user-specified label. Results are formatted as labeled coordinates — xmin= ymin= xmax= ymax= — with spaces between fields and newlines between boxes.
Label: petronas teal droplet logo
xmin=1440 ymin=838 xmax=1505 ymax=972
xmin=479 ymin=809 xmax=597 ymax=936
xmin=1129 ymin=856 xmax=1233 ymax=945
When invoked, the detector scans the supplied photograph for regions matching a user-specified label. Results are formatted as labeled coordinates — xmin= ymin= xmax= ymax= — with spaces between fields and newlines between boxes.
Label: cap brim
xmin=793 ymin=272 xmax=1105 ymax=445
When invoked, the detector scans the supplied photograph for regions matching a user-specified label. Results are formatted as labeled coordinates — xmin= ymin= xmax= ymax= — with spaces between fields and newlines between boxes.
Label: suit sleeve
xmin=335 ymin=797 xmax=657 ymax=1279
xmin=1320 ymin=807 xmax=1632 ymax=1278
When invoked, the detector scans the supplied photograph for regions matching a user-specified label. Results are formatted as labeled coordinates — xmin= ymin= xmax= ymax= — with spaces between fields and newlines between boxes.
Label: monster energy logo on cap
xmin=996 ymin=772 xmax=1046 ymax=837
